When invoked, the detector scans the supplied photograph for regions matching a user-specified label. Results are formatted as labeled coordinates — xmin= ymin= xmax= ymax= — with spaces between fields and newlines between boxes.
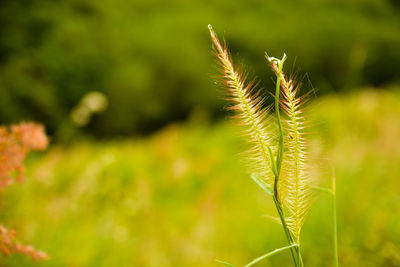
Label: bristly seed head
xmin=209 ymin=25 xmax=277 ymax=187
xmin=210 ymin=25 xmax=313 ymax=243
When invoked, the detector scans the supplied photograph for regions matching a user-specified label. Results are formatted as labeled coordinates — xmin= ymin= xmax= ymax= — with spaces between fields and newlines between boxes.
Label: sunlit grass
xmin=1 ymin=88 xmax=400 ymax=266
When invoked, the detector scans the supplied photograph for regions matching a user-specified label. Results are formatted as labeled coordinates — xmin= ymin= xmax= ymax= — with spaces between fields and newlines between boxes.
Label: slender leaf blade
xmin=251 ymin=173 xmax=273 ymax=196
xmin=215 ymin=259 xmax=237 ymax=267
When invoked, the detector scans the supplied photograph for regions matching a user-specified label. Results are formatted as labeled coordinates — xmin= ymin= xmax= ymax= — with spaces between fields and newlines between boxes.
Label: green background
xmin=0 ymin=0 xmax=400 ymax=266
xmin=1 ymin=0 xmax=399 ymax=137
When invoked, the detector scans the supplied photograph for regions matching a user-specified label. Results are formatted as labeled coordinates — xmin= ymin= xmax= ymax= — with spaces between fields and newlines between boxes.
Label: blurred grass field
xmin=1 ymin=88 xmax=400 ymax=267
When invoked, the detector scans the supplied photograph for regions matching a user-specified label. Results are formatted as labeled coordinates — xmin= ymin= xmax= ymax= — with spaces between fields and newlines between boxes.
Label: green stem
xmin=332 ymin=169 xmax=338 ymax=267
xmin=270 ymin=54 xmax=302 ymax=267
xmin=244 ymin=244 xmax=298 ymax=267
xmin=311 ymin=169 xmax=339 ymax=267
xmin=274 ymin=54 xmax=286 ymax=176
xmin=273 ymin=196 xmax=298 ymax=267
xmin=298 ymin=250 xmax=304 ymax=267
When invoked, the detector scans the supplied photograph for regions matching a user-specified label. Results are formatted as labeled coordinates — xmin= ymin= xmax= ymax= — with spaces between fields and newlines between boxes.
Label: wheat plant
xmin=208 ymin=25 xmax=332 ymax=267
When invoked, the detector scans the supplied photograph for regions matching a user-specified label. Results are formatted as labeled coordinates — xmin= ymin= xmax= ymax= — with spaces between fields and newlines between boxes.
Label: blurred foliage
xmin=1 ymin=88 xmax=399 ymax=266
xmin=0 ymin=0 xmax=400 ymax=137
